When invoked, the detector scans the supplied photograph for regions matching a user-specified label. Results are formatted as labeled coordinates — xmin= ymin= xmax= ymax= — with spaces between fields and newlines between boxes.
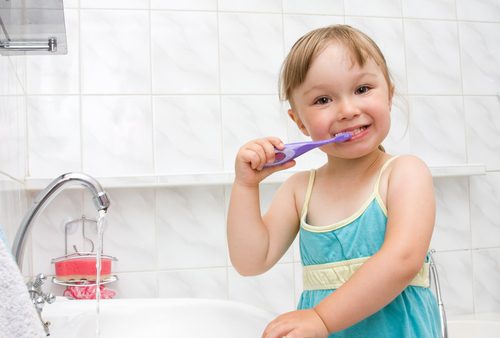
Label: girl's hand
xmin=262 ymin=309 xmax=329 ymax=338
xmin=234 ymin=137 xmax=296 ymax=186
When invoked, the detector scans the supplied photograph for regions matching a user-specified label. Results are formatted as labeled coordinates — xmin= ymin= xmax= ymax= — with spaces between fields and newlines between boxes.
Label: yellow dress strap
xmin=303 ymin=257 xmax=430 ymax=290
xmin=373 ymin=156 xmax=399 ymax=196
xmin=300 ymin=170 xmax=316 ymax=220
xmin=373 ymin=156 xmax=399 ymax=215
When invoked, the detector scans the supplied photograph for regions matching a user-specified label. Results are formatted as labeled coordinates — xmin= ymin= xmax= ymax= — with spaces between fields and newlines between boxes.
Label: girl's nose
xmin=337 ymin=98 xmax=360 ymax=120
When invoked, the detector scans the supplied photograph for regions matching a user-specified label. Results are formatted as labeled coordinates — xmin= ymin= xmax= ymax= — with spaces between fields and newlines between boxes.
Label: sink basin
xmin=447 ymin=313 xmax=500 ymax=338
xmin=44 ymin=298 xmax=275 ymax=338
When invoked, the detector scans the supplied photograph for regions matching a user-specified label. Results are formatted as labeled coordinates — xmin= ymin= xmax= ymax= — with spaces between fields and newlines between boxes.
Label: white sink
xmin=44 ymin=298 xmax=275 ymax=338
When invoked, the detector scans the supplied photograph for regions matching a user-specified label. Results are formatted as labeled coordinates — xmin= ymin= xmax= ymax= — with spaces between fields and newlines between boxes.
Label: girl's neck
xmin=323 ymin=149 xmax=387 ymax=178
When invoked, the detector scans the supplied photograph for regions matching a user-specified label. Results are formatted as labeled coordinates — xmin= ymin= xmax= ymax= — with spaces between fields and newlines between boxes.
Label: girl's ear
xmin=288 ymin=109 xmax=310 ymax=136
xmin=388 ymin=84 xmax=395 ymax=109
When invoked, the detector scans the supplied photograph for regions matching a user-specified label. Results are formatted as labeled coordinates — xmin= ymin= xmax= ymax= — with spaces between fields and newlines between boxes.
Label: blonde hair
xmin=279 ymin=25 xmax=394 ymax=104
xmin=279 ymin=25 xmax=393 ymax=152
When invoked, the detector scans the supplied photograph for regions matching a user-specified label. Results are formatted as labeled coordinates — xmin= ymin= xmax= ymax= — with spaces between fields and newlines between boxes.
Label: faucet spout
xmin=12 ymin=172 xmax=110 ymax=270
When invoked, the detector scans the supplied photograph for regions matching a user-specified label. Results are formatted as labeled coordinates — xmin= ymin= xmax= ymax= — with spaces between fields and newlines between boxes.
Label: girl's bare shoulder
xmin=389 ymin=155 xmax=431 ymax=177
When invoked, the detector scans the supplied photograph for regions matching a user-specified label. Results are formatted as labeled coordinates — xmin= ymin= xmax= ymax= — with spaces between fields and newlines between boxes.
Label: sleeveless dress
xmin=298 ymin=157 xmax=441 ymax=338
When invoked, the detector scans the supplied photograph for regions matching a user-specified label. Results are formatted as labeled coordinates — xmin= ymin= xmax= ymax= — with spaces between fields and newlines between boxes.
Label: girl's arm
xmin=263 ymin=155 xmax=436 ymax=338
xmin=227 ymin=137 xmax=300 ymax=276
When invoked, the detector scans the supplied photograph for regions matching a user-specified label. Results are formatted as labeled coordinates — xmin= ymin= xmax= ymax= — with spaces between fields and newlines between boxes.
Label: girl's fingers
xmin=246 ymin=142 xmax=268 ymax=169
xmin=262 ymin=321 xmax=290 ymax=338
xmin=242 ymin=138 xmax=285 ymax=170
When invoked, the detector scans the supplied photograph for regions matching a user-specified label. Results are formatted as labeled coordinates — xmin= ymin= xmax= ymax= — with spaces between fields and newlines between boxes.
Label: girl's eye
xmin=314 ymin=97 xmax=331 ymax=105
xmin=355 ymin=85 xmax=370 ymax=94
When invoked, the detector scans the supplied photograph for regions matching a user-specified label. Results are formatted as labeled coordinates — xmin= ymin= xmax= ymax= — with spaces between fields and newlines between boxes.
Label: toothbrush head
xmin=331 ymin=132 xmax=352 ymax=142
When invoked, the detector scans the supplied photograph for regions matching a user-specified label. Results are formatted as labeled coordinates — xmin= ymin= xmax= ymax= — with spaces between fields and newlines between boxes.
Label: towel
xmin=0 ymin=224 xmax=7 ymax=246
xmin=0 ymin=237 xmax=46 ymax=338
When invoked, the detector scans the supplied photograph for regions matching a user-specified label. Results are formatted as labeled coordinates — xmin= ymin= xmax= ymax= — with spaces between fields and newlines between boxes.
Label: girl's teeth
xmin=335 ymin=126 xmax=367 ymax=137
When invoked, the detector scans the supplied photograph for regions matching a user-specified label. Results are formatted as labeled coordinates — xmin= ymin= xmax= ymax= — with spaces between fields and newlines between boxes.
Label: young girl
xmin=227 ymin=25 xmax=441 ymax=338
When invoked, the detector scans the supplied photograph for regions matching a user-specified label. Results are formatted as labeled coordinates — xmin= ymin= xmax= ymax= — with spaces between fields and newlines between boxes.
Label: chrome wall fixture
xmin=0 ymin=0 xmax=67 ymax=55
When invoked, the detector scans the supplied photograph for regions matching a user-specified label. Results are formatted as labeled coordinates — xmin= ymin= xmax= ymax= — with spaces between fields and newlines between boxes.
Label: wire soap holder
xmin=51 ymin=215 xmax=118 ymax=287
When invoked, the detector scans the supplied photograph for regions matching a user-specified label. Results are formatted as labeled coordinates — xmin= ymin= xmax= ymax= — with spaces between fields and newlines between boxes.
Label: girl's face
xmin=289 ymin=42 xmax=392 ymax=159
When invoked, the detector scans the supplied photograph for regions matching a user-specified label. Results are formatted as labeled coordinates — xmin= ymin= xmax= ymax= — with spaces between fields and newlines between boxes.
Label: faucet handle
xmin=32 ymin=273 xmax=47 ymax=289
xmin=44 ymin=293 xmax=56 ymax=304
xmin=34 ymin=295 xmax=45 ymax=311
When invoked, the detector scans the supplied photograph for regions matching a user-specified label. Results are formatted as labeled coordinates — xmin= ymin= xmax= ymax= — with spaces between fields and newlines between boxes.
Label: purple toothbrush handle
xmin=264 ymin=132 xmax=351 ymax=168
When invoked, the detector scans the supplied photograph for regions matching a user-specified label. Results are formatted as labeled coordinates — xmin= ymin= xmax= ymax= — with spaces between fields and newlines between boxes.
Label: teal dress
xmin=298 ymin=158 xmax=441 ymax=338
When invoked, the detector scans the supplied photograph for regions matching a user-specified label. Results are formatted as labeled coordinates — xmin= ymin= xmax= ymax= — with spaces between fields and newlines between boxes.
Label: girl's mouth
xmin=334 ymin=125 xmax=369 ymax=139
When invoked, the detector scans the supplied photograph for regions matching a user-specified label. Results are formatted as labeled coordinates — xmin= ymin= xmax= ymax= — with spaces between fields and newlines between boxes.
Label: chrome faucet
xmin=11 ymin=172 xmax=110 ymax=336
xmin=429 ymin=250 xmax=448 ymax=338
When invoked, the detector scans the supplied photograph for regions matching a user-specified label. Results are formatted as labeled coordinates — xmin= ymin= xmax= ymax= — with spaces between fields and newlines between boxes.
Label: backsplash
xmin=1 ymin=0 xmax=499 ymax=318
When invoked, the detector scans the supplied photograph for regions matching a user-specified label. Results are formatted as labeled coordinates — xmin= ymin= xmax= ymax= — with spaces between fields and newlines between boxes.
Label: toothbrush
xmin=264 ymin=132 xmax=352 ymax=168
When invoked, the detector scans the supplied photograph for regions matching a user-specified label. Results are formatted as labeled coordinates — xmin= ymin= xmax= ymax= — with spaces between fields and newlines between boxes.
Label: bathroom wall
xmin=0 ymin=54 xmax=28 ymax=249
xmin=15 ymin=0 xmax=500 ymax=318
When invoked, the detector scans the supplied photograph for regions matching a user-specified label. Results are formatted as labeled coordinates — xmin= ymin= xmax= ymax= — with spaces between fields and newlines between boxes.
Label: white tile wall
xmin=0 ymin=55 xmax=29 ymax=268
xmin=154 ymin=95 xmax=223 ymax=173
xmin=1 ymin=0 xmax=497 ymax=321
xmin=27 ymin=95 xmax=81 ymax=177
xmin=404 ymin=19 xmax=462 ymax=95
xmin=151 ymin=11 xmax=219 ymax=94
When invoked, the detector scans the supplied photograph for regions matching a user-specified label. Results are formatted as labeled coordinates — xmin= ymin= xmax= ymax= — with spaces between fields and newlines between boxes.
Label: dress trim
xmin=303 ymin=257 xmax=430 ymax=290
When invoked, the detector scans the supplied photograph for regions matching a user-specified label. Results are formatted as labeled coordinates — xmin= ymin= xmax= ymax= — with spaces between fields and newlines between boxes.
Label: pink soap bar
xmin=54 ymin=257 xmax=112 ymax=281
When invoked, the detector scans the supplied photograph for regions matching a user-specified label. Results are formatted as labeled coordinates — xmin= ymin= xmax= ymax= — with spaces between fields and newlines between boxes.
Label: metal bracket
xmin=0 ymin=36 xmax=57 ymax=52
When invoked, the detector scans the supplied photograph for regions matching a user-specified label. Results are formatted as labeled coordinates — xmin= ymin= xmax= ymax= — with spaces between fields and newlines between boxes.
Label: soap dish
xmin=51 ymin=252 xmax=117 ymax=283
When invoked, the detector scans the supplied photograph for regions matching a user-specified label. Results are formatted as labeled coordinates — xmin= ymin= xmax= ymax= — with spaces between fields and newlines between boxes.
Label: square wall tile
xmin=0 ymin=174 xmax=26 ymax=246
xmin=404 ymin=20 xmax=461 ymax=95
xmin=402 ymin=0 xmax=456 ymax=20
xmin=63 ymin=0 xmax=79 ymax=9
xmin=8 ymin=56 xmax=26 ymax=94
xmin=219 ymin=13 xmax=284 ymax=94
xmin=0 ymin=95 xmax=26 ymax=179
xmin=472 ymin=249 xmax=500 ymax=313
xmin=113 ymin=271 xmax=158 ymax=298
xmin=218 ymin=0 xmax=281 ymax=12
xmin=154 ymin=95 xmax=222 ymax=173
xmin=410 ymin=96 xmax=466 ymax=165
xmin=456 ymin=0 xmax=500 ymax=21
xmin=228 ymin=263 xmax=295 ymax=315
xmin=151 ymin=11 xmax=219 ymax=94
xmin=0 ymin=97 xmax=18 ymax=175
xmin=431 ymin=178 xmax=470 ymax=251
xmin=80 ymin=10 xmax=151 ymax=94
xmin=158 ymin=268 xmax=227 ymax=299
xmin=157 ymin=186 xmax=227 ymax=269
xmin=470 ymin=173 xmax=500 ymax=249
xmin=27 ymin=96 xmax=81 ymax=177
xmin=460 ymin=22 xmax=500 ymax=95
xmin=432 ymin=250 xmax=473 ymax=316
xmin=283 ymin=0 xmax=344 ymax=15
xmin=151 ymin=0 xmax=217 ymax=10
xmin=345 ymin=0 xmax=402 ymax=17
xmin=80 ymin=0 xmax=149 ymax=9
xmin=464 ymin=96 xmax=500 ymax=170
xmin=81 ymin=95 xmax=154 ymax=176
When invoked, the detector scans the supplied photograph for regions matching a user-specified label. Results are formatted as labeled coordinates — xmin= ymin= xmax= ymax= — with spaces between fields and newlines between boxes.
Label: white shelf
xmin=24 ymin=164 xmax=487 ymax=190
